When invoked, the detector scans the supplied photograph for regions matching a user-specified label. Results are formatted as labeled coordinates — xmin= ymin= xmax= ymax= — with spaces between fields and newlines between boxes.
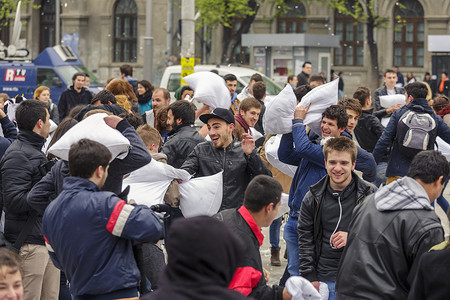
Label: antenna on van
xmin=0 ymin=1 xmax=29 ymax=60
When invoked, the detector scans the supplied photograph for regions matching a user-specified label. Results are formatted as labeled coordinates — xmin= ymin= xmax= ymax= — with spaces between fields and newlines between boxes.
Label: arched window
xmin=394 ymin=0 xmax=424 ymax=67
xmin=277 ymin=2 xmax=307 ymax=33
xmin=334 ymin=8 xmax=364 ymax=66
xmin=113 ymin=0 xmax=137 ymax=62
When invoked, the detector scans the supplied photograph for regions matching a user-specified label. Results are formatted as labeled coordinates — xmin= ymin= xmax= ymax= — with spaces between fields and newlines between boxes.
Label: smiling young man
xmin=298 ymin=137 xmax=376 ymax=300
xmin=337 ymin=98 xmax=362 ymax=135
xmin=278 ymin=104 xmax=376 ymax=278
xmin=181 ymin=108 xmax=271 ymax=210
xmin=373 ymin=69 xmax=405 ymax=119
xmin=58 ymin=72 xmax=93 ymax=121
xmin=233 ymin=97 xmax=262 ymax=141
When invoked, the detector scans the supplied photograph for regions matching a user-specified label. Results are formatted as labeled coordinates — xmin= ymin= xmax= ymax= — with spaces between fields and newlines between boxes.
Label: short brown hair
xmin=137 ymin=124 xmax=163 ymax=150
xmin=323 ymin=136 xmax=357 ymax=164
xmin=353 ymin=87 xmax=371 ymax=108
xmin=239 ymin=97 xmax=261 ymax=113
xmin=83 ymin=109 xmax=113 ymax=119
xmin=155 ymin=106 xmax=170 ymax=132
xmin=252 ymin=82 xmax=266 ymax=101
xmin=250 ymin=73 xmax=263 ymax=83
xmin=338 ymin=98 xmax=362 ymax=117
xmin=308 ymin=74 xmax=325 ymax=85
xmin=106 ymin=79 xmax=137 ymax=103
xmin=0 ymin=248 xmax=22 ymax=279
xmin=153 ymin=88 xmax=171 ymax=101
xmin=69 ymin=139 xmax=111 ymax=179
xmin=432 ymin=95 xmax=450 ymax=113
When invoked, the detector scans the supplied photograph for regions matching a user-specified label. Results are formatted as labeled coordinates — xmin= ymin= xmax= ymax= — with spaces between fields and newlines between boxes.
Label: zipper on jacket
xmin=356 ymin=186 xmax=371 ymax=204
xmin=222 ymin=148 xmax=226 ymax=171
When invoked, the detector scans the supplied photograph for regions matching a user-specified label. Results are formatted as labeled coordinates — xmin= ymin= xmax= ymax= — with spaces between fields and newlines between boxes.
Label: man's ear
xmin=339 ymin=127 xmax=346 ymax=133
xmin=229 ymin=123 xmax=235 ymax=131
xmin=176 ymin=118 xmax=183 ymax=126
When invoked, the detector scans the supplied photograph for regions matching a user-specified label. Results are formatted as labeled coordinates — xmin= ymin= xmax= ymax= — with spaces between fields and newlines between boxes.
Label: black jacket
xmin=335 ymin=192 xmax=444 ymax=299
xmin=298 ymin=173 xmax=376 ymax=282
xmin=58 ymin=86 xmax=93 ymax=121
xmin=353 ymin=109 xmax=385 ymax=153
xmin=181 ymin=140 xmax=271 ymax=210
xmin=215 ymin=207 xmax=283 ymax=300
xmin=0 ymin=116 xmax=18 ymax=161
xmin=297 ymin=71 xmax=309 ymax=87
xmin=161 ymin=124 xmax=205 ymax=168
xmin=0 ymin=130 xmax=48 ymax=245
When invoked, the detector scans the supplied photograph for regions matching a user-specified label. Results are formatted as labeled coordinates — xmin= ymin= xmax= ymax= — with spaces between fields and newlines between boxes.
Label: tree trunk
xmin=366 ymin=7 xmax=379 ymax=91
xmin=221 ymin=0 xmax=259 ymax=64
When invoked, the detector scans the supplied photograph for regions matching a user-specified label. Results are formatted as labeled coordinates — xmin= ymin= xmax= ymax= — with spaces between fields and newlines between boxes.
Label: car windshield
xmin=239 ymin=75 xmax=282 ymax=95
xmin=56 ymin=65 xmax=101 ymax=86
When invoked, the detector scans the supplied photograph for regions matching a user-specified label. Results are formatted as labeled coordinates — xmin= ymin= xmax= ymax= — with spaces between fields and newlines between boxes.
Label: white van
xmin=160 ymin=64 xmax=282 ymax=99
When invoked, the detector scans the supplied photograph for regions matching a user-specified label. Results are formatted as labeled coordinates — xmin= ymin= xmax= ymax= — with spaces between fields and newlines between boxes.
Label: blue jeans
xmin=283 ymin=216 xmax=300 ymax=276
xmin=375 ymin=162 xmax=388 ymax=187
xmin=270 ymin=217 xmax=282 ymax=248
xmin=324 ymin=281 xmax=336 ymax=300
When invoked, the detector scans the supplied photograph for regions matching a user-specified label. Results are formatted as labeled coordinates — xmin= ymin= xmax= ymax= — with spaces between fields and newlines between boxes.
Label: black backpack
xmin=396 ymin=105 xmax=437 ymax=159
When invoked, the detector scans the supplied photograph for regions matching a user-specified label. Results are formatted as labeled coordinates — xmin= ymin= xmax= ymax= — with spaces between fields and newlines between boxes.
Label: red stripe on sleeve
xmin=106 ymin=200 xmax=126 ymax=233
xmin=228 ymin=266 xmax=262 ymax=296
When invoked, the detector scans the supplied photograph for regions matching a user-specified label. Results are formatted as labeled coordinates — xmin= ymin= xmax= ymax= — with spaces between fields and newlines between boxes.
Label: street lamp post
xmin=143 ymin=0 xmax=153 ymax=81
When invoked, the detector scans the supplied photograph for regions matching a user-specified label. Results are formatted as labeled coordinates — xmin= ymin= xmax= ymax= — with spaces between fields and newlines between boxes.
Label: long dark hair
xmin=47 ymin=118 xmax=79 ymax=159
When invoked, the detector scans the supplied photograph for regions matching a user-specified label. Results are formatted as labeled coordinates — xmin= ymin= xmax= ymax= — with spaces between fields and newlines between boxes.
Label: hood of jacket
xmin=375 ymin=176 xmax=433 ymax=211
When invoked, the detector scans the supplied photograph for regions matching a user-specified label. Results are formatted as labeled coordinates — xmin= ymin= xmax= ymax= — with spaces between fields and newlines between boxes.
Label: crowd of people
xmin=0 ymin=61 xmax=448 ymax=300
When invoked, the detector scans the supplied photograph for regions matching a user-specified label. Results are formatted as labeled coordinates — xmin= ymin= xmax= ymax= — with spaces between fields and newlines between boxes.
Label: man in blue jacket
xmin=372 ymin=81 xmax=450 ymax=184
xmin=42 ymin=139 xmax=162 ymax=299
xmin=278 ymin=104 xmax=376 ymax=278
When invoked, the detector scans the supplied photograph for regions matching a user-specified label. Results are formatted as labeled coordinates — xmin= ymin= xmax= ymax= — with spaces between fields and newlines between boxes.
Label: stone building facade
xmin=9 ymin=0 xmax=450 ymax=95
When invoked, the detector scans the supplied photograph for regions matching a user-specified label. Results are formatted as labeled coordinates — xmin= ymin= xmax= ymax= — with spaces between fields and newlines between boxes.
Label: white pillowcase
xmin=263 ymin=85 xmax=297 ymax=134
xmin=265 ymin=134 xmax=297 ymax=178
xmin=379 ymin=94 xmax=406 ymax=108
xmin=298 ymin=78 xmax=339 ymax=137
xmin=123 ymin=158 xmax=191 ymax=207
xmin=47 ymin=113 xmax=130 ymax=161
xmin=184 ymin=72 xmax=231 ymax=109
xmin=179 ymin=171 xmax=223 ymax=218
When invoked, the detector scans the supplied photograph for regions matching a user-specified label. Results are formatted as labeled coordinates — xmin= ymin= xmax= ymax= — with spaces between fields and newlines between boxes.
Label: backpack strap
xmin=10 ymin=211 xmax=38 ymax=252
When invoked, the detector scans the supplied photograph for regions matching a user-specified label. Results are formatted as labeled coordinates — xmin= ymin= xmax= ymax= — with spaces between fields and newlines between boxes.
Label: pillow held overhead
xmin=263 ymin=85 xmax=297 ymax=134
xmin=47 ymin=113 xmax=130 ymax=161
xmin=184 ymin=72 xmax=231 ymax=109
xmin=298 ymin=78 xmax=339 ymax=137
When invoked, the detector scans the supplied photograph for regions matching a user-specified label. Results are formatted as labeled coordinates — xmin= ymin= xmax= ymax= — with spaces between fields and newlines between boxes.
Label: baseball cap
xmin=199 ymin=108 xmax=235 ymax=125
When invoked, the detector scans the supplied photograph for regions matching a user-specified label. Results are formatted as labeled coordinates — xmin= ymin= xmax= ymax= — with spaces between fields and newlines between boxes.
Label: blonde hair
xmin=137 ymin=124 xmax=163 ymax=150
xmin=115 ymin=95 xmax=131 ymax=111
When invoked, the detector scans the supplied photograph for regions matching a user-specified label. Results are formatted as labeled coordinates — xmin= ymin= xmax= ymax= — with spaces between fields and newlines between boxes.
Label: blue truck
xmin=0 ymin=45 xmax=102 ymax=104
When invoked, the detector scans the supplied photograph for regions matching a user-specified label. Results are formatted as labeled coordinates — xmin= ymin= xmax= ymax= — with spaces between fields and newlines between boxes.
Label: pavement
xmin=260 ymin=183 xmax=450 ymax=286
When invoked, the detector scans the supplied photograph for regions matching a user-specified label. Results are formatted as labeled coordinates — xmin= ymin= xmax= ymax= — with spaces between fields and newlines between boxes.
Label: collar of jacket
xmin=406 ymin=98 xmax=434 ymax=114
xmin=18 ymin=130 xmax=46 ymax=149
xmin=62 ymin=176 xmax=101 ymax=192
xmin=238 ymin=205 xmax=264 ymax=246
xmin=168 ymin=123 xmax=193 ymax=136
xmin=309 ymin=172 xmax=372 ymax=204
xmin=362 ymin=108 xmax=374 ymax=115
xmin=234 ymin=114 xmax=251 ymax=134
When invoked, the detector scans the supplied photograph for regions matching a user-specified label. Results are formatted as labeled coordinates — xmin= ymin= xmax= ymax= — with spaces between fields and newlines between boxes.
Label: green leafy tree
xmin=0 ymin=0 xmax=35 ymax=44
xmin=196 ymin=0 xmax=292 ymax=64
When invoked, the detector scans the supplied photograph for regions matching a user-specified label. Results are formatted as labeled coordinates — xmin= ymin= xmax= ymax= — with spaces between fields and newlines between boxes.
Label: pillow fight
xmin=0 ymin=64 xmax=449 ymax=300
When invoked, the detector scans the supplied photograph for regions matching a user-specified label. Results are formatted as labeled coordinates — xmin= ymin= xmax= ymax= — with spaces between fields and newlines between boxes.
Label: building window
xmin=232 ymin=19 xmax=249 ymax=64
xmin=277 ymin=1 xmax=306 ymax=33
xmin=393 ymin=0 xmax=424 ymax=67
xmin=40 ymin=0 xmax=56 ymax=52
xmin=113 ymin=0 xmax=137 ymax=62
xmin=334 ymin=10 xmax=364 ymax=66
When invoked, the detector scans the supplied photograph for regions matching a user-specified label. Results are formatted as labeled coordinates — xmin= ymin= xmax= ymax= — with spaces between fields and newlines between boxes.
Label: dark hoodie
xmin=142 ymin=216 xmax=251 ymax=300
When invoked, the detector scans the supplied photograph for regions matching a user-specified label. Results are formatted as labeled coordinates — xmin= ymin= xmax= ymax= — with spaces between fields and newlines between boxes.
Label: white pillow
xmin=47 ymin=113 xmax=130 ymax=161
xmin=179 ymin=171 xmax=223 ymax=218
xmin=265 ymin=134 xmax=297 ymax=178
xmin=436 ymin=137 xmax=450 ymax=162
xmin=379 ymin=94 xmax=406 ymax=108
xmin=263 ymin=85 xmax=297 ymax=134
xmin=285 ymin=276 xmax=323 ymax=300
xmin=275 ymin=193 xmax=290 ymax=219
xmin=123 ymin=158 xmax=192 ymax=207
xmin=184 ymin=72 xmax=231 ymax=109
xmin=298 ymin=78 xmax=339 ymax=137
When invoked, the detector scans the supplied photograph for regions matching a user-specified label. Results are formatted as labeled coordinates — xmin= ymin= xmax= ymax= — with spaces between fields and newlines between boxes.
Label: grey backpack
xmin=396 ymin=106 xmax=437 ymax=159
